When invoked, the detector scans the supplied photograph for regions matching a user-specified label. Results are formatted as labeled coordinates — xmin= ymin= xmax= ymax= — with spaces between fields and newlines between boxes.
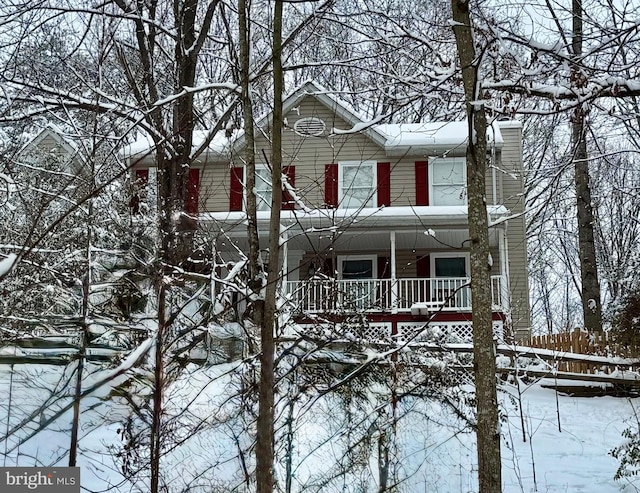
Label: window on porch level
xmin=339 ymin=256 xmax=376 ymax=280
xmin=431 ymin=252 xmax=470 ymax=307
xmin=433 ymin=255 xmax=467 ymax=277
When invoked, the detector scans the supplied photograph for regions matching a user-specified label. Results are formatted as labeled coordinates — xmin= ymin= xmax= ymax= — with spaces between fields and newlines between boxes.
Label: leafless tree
xmin=451 ymin=1 xmax=502 ymax=491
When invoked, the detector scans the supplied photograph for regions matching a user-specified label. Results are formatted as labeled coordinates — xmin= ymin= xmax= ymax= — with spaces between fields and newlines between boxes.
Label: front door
xmin=338 ymin=255 xmax=377 ymax=310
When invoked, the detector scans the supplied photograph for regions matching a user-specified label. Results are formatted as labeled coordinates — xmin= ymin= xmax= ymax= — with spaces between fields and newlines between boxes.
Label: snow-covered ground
xmin=0 ymin=361 xmax=637 ymax=492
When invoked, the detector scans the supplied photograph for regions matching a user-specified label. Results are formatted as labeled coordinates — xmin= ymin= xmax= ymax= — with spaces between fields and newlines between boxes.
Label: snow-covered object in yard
xmin=0 ymin=253 xmax=17 ymax=278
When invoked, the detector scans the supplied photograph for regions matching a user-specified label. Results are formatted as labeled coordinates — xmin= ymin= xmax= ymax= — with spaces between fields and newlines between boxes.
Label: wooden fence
xmin=527 ymin=329 xmax=640 ymax=374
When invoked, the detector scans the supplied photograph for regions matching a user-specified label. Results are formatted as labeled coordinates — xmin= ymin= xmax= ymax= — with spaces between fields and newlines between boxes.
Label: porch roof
xmin=200 ymin=205 xmax=509 ymax=231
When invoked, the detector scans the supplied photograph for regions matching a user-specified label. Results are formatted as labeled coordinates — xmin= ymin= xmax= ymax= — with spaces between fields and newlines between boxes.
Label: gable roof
xmin=251 ymin=80 xmax=390 ymax=149
xmin=273 ymin=81 xmax=504 ymax=155
xmin=18 ymin=125 xmax=80 ymax=159
xmin=121 ymin=82 xmax=512 ymax=162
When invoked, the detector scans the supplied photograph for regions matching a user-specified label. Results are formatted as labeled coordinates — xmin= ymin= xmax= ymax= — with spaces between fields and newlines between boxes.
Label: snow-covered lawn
xmin=0 ymin=362 xmax=637 ymax=492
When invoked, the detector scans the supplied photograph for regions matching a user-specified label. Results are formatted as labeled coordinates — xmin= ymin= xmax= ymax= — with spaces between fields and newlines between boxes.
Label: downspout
xmin=390 ymin=231 xmax=397 ymax=314
xmin=491 ymin=125 xmax=498 ymax=205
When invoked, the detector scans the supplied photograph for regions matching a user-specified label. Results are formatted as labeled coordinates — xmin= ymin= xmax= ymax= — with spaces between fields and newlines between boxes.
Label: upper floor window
xmin=326 ymin=162 xmax=389 ymax=209
xmin=255 ymin=166 xmax=271 ymax=211
xmin=230 ymin=166 xmax=296 ymax=212
xmin=339 ymin=160 xmax=376 ymax=209
xmin=130 ymin=167 xmax=198 ymax=215
xmin=430 ymin=158 xmax=466 ymax=206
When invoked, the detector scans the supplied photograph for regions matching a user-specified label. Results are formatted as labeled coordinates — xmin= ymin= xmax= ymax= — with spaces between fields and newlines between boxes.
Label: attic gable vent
xmin=294 ymin=117 xmax=326 ymax=137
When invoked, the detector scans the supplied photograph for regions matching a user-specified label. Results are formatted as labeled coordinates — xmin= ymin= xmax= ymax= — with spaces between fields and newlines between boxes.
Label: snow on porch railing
xmin=285 ymin=278 xmax=393 ymax=313
xmin=284 ymin=276 xmax=505 ymax=313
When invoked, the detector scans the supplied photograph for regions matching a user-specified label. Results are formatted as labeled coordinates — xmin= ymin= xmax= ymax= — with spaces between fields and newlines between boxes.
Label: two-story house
xmin=124 ymin=81 xmax=531 ymax=341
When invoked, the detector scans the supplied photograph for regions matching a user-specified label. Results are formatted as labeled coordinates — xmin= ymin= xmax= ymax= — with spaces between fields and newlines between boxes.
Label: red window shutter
xmin=230 ymin=166 xmax=244 ymax=211
xmin=282 ymin=166 xmax=296 ymax=210
xmin=325 ymin=163 xmax=338 ymax=208
xmin=416 ymin=255 xmax=430 ymax=278
xmin=186 ymin=168 xmax=200 ymax=214
xmin=416 ymin=255 xmax=431 ymax=303
xmin=135 ymin=169 xmax=149 ymax=186
xmin=377 ymin=162 xmax=391 ymax=207
xmin=415 ymin=161 xmax=429 ymax=206
xmin=130 ymin=169 xmax=149 ymax=214
xmin=323 ymin=257 xmax=335 ymax=278
xmin=378 ymin=256 xmax=391 ymax=279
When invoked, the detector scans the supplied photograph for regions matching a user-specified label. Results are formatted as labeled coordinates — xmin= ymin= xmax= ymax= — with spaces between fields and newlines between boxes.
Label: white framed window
xmin=254 ymin=166 xmax=272 ymax=211
xmin=338 ymin=254 xmax=377 ymax=280
xmin=430 ymin=157 xmax=466 ymax=206
xmin=339 ymin=160 xmax=376 ymax=209
xmin=430 ymin=252 xmax=469 ymax=278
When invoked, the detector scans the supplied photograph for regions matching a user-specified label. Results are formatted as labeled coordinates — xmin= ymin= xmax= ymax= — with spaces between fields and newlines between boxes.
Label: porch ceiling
xmin=289 ymin=229 xmax=480 ymax=251
xmin=210 ymin=226 xmax=500 ymax=254
xmin=285 ymin=227 xmax=500 ymax=252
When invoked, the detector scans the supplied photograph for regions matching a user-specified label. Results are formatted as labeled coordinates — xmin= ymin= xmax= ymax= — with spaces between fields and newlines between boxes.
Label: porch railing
xmin=284 ymin=276 xmax=505 ymax=313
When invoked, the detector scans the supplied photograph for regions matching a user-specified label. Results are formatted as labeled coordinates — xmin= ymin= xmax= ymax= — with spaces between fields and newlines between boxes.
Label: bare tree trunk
xmin=157 ymin=155 xmax=191 ymax=268
xmin=451 ymin=2 xmax=502 ymax=492
xmin=237 ymin=0 xmax=275 ymax=489
xmin=377 ymin=430 xmax=390 ymax=492
xmin=69 ymin=194 xmax=91 ymax=466
xmin=70 ymin=137 xmax=97 ymax=466
xmin=284 ymin=397 xmax=295 ymax=493
xmin=572 ymin=0 xmax=602 ymax=331
xmin=150 ymin=281 xmax=166 ymax=493
xmin=256 ymin=2 xmax=284 ymax=491
xmin=238 ymin=0 xmax=264 ymax=314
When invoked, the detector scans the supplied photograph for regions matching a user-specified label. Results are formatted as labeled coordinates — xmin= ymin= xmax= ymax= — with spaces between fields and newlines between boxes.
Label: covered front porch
xmin=205 ymin=206 xmax=512 ymax=318
xmin=285 ymin=275 xmax=506 ymax=314
xmin=280 ymin=220 xmax=511 ymax=316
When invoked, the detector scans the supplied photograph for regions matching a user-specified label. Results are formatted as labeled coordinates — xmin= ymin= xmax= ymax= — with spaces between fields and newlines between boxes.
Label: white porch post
xmin=281 ymin=230 xmax=289 ymax=284
xmin=390 ymin=231 xmax=398 ymax=314
xmin=498 ymin=226 xmax=511 ymax=312
xmin=210 ymin=237 xmax=217 ymax=306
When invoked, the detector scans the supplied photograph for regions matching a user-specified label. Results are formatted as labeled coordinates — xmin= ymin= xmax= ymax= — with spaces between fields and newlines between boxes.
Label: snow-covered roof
xmin=18 ymin=124 xmax=80 ymax=158
xmin=377 ymin=121 xmax=504 ymax=156
xmin=120 ymin=130 xmax=237 ymax=162
xmin=119 ymin=81 xmax=517 ymax=162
